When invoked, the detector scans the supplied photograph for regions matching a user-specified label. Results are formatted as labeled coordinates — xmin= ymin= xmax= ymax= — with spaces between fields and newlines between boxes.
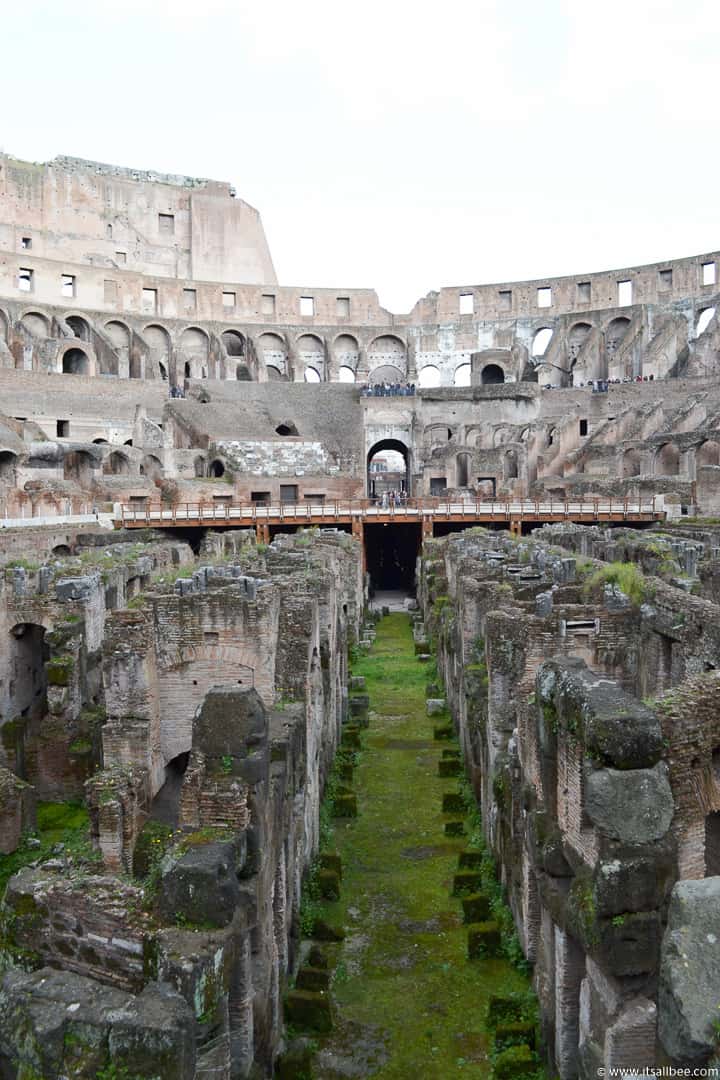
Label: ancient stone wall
xmin=0 ymin=527 xmax=363 ymax=1078
xmin=419 ymin=525 xmax=720 ymax=1076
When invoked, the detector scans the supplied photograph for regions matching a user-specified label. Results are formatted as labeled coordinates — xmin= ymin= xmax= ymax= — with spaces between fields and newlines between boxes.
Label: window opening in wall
xmin=115 ymin=251 xmax=127 ymax=265
xmin=142 ymin=288 xmax=157 ymax=313
xmin=208 ymin=459 xmax=225 ymax=478
xmin=276 ymin=422 xmax=299 ymax=437
xmin=18 ymin=268 xmax=33 ymax=292
xmin=579 ymin=419 xmax=588 ymax=436
xmin=56 ymin=419 xmax=70 ymax=437
xmin=532 ymin=328 xmax=553 ymax=357
xmin=300 ymin=296 xmax=315 ymax=317
xmin=280 ymin=484 xmax=298 ymax=503
xmin=659 ymin=269 xmax=673 ymax=290
xmin=617 ymin=279 xmax=632 ymax=306
xmin=251 ymin=491 xmax=271 ymax=504
xmin=577 ymin=281 xmax=591 ymax=302
xmin=158 ymin=213 xmax=175 ymax=235
xmin=261 ymin=294 xmax=276 ymax=315
xmin=222 ymin=291 xmax=236 ymax=309
xmin=336 ymin=296 xmax=350 ymax=317
xmin=304 ymin=493 xmax=326 ymax=504
xmin=106 ymin=223 xmax=113 ymax=239
xmin=61 ymin=274 xmax=76 ymax=298
xmin=702 ymin=262 xmax=716 ymax=286
xmin=537 ymin=287 xmax=552 ymax=308
xmin=696 ymin=308 xmax=716 ymax=337
xmin=499 ymin=289 xmax=512 ymax=311
xmin=459 ymin=292 xmax=474 ymax=315
xmin=21 ymin=236 xmax=31 ymax=250
xmin=430 ymin=477 xmax=447 ymax=495
xmin=183 ymin=289 xmax=196 ymax=310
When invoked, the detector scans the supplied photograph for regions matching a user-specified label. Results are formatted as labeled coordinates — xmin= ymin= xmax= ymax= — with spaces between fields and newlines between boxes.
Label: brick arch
xmin=157 ymin=642 xmax=265 ymax=765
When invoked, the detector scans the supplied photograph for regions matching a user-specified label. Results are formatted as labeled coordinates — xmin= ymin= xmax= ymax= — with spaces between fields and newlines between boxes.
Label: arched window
xmin=338 ymin=365 xmax=356 ymax=383
xmin=531 ymin=329 xmax=553 ymax=357
xmin=454 ymin=363 xmax=471 ymax=386
xmin=418 ymin=365 xmax=441 ymax=388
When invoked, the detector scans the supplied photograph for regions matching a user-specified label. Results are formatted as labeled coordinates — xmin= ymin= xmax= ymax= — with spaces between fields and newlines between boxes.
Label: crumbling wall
xmin=421 ymin=526 xmax=720 ymax=1077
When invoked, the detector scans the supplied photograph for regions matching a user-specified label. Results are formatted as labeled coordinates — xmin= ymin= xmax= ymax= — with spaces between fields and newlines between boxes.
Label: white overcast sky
xmin=2 ymin=0 xmax=718 ymax=312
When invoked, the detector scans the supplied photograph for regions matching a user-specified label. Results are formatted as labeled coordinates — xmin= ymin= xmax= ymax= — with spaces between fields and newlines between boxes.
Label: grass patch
xmin=583 ymin=560 xmax=648 ymax=605
xmin=0 ymin=802 xmax=93 ymax=897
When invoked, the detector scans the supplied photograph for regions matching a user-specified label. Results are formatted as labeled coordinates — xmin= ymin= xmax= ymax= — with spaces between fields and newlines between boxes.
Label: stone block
xmin=442 ymin=792 xmax=465 ymax=814
xmin=462 ymin=892 xmax=491 ymax=923
xmin=332 ymin=794 xmax=357 ymax=818
xmin=453 ymin=870 xmax=483 ymax=896
xmin=659 ymin=877 xmax=720 ymax=1064
xmin=194 ymin=686 xmax=269 ymax=785
xmin=426 ymin=698 xmax=446 ymax=715
xmin=585 ymin=763 xmax=673 ymax=844
xmin=467 ymin=920 xmax=502 ymax=959
xmin=0 ymin=767 xmax=36 ymax=854
xmin=438 ymin=757 xmax=461 ymax=777
xmin=493 ymin=1044 xmax=536 ymax=1079
xmin=494 ymin=1021 xmax=537 ymax=1053
xmin=349 ymin=676 xmax=366 ymax=690
xmin=433 ymin=722 xmax=454 ymax=740
xmin=296 ymin=966 xmax=331 ymax=993
xmin=444 ymin=819 xmax=465 ymax=837
xmin=310 ymin=919 xmax=345 ymax=942
xmin=157 ymin=838 xmax=243 ymax=928
xmin=341 ymin=726 xmax=362 ymax=749
xmin=458 ymin=850 xmax=483 ymax=870
xmin=284 ymin=989 xmax=333 ymax=1033
xmin=317 ymin=869 xmax=340 ymax=900
xmin=55 ymin=575 xmax=95 ymax=601
xmin=319 ymin=852 xmax=342 ymax=880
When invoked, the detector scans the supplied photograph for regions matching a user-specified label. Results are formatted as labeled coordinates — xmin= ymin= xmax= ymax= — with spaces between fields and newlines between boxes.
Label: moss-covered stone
xmin=296 ymin=966 xmax=331 ymax=992
xmin=341 ymin=726 xmax=362 ymax=750
xmin=438 ymin=757 xmax=461 ymax=777
xmin=442 ymin=792 xmax=465 ymax=814
xmin=46 ymin=657 xmax=74 ymax=687
xmin=433 ymin=722 xmax=454 ymax=740
xmin=493 ymin=1021 xmax=537 ymax=1054
xmin=486 ymin=992 xmax=537 ymax=1028
xmin=459 ymin=850 xmax=484 ymax=870
xmin=453 ymin=870 xmax=482 ymax=896
xmin=274 ymin=1039 xmax=316 ymax=1079
xmin=284 ymin=989 xmax=333 ymax=1033
xmin=317 ymin=868 xmax=341 ymax=900
xmin=468 ymin=920 xmax=502 ymax=959
xmin=311 ymin=919 xmax=345 ymax=942
xmin=308 ymin=945 xmax=328 ymax=969
xmin=319 ymin=852 xmax=342 ymax=880
xmin=444 ymin=819 xmax=465 ymax=837
xmin=492 ymin=1043 xmax=536 ymax=1079
xmin=462 ymin=892 xmax=491 ymax=923
xmin=332 ymin=794 xmax=357 ymax=818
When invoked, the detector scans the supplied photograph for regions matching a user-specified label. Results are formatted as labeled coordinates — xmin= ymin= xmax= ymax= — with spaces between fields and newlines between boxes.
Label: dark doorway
xmin=365 ymin=523 xmax=420 ymax=592
xmin=706 ymin=811 xmax=720 ymax=876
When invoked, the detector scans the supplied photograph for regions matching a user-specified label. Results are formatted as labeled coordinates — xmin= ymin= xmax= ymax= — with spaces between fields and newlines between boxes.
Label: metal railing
xmin=117 ymin=496 xmax=661 ymax=526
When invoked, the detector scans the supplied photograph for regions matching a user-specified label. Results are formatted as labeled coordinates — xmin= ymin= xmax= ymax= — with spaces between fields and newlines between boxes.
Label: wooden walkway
xmin=116 ymin=497 xmax=664 ymax=541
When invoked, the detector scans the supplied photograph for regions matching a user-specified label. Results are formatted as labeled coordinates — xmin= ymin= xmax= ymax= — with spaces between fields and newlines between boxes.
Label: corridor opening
xmin=365 ymin=522 xmax=420 ymax=592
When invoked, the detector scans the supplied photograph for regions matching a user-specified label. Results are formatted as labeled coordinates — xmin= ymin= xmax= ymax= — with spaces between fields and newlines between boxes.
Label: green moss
xmin=46 ymin=657 xmax=74 ymax=687
xmin=0 ymin=802 xmax=91 ymax=897
xmin=303 ymin=614 xmax=541 ymax=1077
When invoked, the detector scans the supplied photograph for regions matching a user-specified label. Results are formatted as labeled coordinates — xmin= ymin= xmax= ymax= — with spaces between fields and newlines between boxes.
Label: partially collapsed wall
xmin=0 ymin=527 xmax=363 ymax=1078
xmin=419 ymin=525 xmax=720 ymax=1076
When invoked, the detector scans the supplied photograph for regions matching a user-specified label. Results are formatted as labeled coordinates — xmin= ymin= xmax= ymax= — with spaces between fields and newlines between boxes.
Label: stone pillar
xmin=554 ymin=925 xmax=585 ymax=1078
xmin=229 ymin=933 xmax=255 ymax=1078
xmin=605 ymin=998 xmax=657 ymax=1073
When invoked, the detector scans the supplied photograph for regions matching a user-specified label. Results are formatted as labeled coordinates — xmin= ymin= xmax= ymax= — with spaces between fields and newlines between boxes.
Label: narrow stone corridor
xmin=309 ymin=613 xmax=531 ymax=1079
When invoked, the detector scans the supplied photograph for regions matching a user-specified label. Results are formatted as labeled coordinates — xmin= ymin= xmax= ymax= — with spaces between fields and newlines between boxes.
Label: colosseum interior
xmin=0 ymin=152 xmax=719 ymax=1078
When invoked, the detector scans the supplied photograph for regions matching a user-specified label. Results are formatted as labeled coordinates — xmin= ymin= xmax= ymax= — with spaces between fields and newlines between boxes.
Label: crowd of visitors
xmin=169 ymin=385 xmax=186 ymax=398
xmin=373 ymin=490 xmax=409 ymax=507
xmin=543 ymin=375 xmax=662 ymax=392
xmin=361 ymin=383 xmax=415 ymax=397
